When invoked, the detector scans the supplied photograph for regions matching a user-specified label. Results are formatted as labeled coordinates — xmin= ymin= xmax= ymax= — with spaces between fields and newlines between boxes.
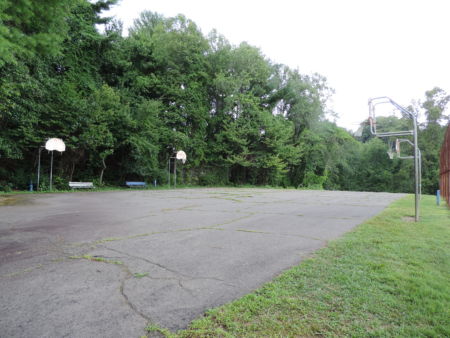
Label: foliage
xmin=0 ymin=1 xmax=447 ymax=195
xmin=0 ymin=0 xmax=83 ymax=65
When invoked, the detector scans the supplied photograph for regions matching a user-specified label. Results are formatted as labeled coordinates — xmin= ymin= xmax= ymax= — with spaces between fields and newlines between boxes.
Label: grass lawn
xmin=153 ymin=195 xmax=449 ymax=337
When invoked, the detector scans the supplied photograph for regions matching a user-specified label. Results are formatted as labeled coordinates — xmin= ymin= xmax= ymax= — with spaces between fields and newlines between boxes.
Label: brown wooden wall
xmin=441 ymin=122 xmax=450 ymax=208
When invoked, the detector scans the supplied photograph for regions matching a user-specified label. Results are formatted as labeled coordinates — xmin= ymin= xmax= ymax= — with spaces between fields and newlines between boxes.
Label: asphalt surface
xmin=0 ymin=188 xmax=405 ymax=337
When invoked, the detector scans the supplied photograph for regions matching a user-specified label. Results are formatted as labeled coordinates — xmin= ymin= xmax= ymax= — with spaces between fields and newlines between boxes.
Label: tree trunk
xmin=58 ymin=153 xmax=63 ymax=177
xmin=69 ymin=162 xmax=75 ymax=182
xmin=99 ymin=158 xmax=106 ymax=186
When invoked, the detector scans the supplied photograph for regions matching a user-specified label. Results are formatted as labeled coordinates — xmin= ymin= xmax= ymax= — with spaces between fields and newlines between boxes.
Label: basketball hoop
xmin=351 ymin=121 xmax=366 ymax=137
xmin=45 ymin=138 xmax=66 ymax=152
xmin=176 ymin=150 xmax=187 ymax=164
xmin=387 ymin=141 xmax=396 ymax=159
xmin=168 ymin=150 xmax=187 ymax=189
xmin=40 ymin=138 xmax=66 ymax=192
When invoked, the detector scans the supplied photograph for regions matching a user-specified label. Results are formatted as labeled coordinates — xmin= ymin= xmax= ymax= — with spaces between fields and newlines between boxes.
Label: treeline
xmin=1 ymin=0 xmax=448 ymax=194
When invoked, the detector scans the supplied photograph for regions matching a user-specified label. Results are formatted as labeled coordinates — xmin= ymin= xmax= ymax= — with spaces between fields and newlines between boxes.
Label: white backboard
xmin=45 ymin=138 xmax=66 ymax=152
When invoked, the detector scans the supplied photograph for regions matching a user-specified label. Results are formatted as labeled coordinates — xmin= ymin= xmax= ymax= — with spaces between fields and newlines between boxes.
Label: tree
xmin=417 ymin=87 xmax=450 ymax=194
xmin=0 ymin=0 xmax=84 ymax=65
xmin=128 ymin=10 xmax=164 ymax=38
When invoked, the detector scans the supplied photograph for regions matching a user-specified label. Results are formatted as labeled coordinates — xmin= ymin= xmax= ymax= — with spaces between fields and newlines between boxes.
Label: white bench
xmin=69 ymin=182 xmax=94 ymax=190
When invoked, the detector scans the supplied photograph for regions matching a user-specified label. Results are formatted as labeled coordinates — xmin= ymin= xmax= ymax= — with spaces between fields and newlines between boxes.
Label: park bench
xmin=126 ymin=182 xmax=147 ymax=188
xmin=69 ymin=182 xmax=94 ymax=190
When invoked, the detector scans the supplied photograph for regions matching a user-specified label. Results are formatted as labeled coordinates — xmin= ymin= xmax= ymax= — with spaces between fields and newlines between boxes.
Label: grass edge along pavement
xmin=149 ymin=195 xmax=450 ymax=338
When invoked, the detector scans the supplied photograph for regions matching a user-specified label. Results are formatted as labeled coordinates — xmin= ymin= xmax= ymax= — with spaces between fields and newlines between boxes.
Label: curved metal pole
xmin=372 ymin=101 xmax=391 ymax=134
xmin=369 ymin=100 xmax=413 ymax=136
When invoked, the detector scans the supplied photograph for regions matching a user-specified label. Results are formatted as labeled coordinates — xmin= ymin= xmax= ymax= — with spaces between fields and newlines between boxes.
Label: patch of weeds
xmin=146 ymin=323 xmax=170 ymax=336
xmin=236 ymin=229 xmax=264 ymax=233
xmin=134 ymin=272 xmax=149 ymax=278
xmin=93 ymin=238 xmax=123 ymax=245
xmin=4 ymin=271 xmax=20 ymax=277
xmin=129 ymin=233 xmax=150 ymax=239
xmin=74 ymin=255 xmax=123 ymax=265
xmin=52 ymin=257 xmax=66 ymax=262
xmin=225 ymin=198 xmax=242 ymax=202
xmin=3 ymin=265 xmax=43 ymax=277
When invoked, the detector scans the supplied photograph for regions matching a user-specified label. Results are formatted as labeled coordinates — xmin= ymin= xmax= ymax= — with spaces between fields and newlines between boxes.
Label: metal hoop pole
xmin=397 ymin=139 xmax=422 ymax=200
xmin=37 ymin=148 xmax=42 ymax=190
xmin=413 ymin=116 xmax=419 ymax=221
xmin=168 ymin=157 xmax=171 ymax=189
xmin=418 ymin=148 xmax=422 ymax=200
xmin=50 ymin=151 xmax=53 ymax=191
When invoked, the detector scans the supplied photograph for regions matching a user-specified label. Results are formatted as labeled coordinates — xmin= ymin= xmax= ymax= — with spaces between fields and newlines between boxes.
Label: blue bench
xmin=126 ymin=182 xmax=147 ymax=188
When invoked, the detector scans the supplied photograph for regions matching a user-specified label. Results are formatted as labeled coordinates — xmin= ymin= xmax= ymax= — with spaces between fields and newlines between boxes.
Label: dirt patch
xmin=0 ymin=194 xmax=47 ymax=207
xmin=402 ymin=216 xmax=416 ymax=222
xmin=0 ymin=196 xmax=18 ymax=206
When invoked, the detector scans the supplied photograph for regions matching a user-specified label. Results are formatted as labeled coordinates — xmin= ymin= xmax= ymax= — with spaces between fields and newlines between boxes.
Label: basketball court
xmin=0 ymin=188 xmax=404 ymax=337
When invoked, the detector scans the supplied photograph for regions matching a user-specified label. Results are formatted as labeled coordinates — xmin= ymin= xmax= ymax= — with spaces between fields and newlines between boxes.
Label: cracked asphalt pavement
xmin=0 ymin=188 xmax=405 ymax=337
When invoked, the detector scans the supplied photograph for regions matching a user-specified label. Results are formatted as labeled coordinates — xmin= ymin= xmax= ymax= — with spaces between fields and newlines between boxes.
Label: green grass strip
xmin=163 ymin=195 xmax=450 ymax=337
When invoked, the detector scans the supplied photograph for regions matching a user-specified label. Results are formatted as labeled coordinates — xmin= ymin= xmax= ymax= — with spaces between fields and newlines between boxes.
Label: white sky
xmin=103 ymin=0 xmax=450 ymax=130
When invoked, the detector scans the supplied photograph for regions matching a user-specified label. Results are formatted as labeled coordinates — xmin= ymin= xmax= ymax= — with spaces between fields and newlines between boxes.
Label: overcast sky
xmin=103 ymin=0 xmax=450 ymax=130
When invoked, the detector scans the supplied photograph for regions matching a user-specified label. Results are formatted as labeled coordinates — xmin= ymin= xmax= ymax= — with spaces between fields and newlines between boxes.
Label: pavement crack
xmin=93 ymin=254 xmax=155 ymax=327
xmin=189 ymin=276 xmax=236 ymax=287
xmin=208 ymin=228 xmax=326 ymax=242
xmin=120 ymin=276 xmax=152 ymax=322
xmin=202 ymin=214 xmax=251 ymax=229
xmin=98 ymin=245 xmax=186 ymax=278
xmin=98 ymin=245 xmax=236 ymax=285
xmin=178 ymin=280 xmax=197 ymax=299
